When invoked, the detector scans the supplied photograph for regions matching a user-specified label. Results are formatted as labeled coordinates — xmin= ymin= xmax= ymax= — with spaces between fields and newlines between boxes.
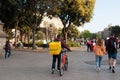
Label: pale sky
xmin=84 ymin=0 xmax=120 ymax=33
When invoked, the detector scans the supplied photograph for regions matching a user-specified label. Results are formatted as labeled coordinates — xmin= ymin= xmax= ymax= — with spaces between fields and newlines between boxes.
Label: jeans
xmin=95 ymin=55 xmax=102 ymax=68
xmin=52 ymin=54 xmax=61 ymax=70
xmin=5 ymin=50 xmax=11 ymax=58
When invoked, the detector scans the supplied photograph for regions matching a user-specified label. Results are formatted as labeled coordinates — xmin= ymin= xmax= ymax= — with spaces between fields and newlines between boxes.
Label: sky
xmin=83 ymin=0 xmax=120 ymax=33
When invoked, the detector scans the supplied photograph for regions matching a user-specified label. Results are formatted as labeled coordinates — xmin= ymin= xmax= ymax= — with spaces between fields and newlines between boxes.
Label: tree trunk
xmin=15 ymin=21 xmax=18 ymax=48
xmin=62 ymin=27 xmax=68 ymax=43
xmin=32 ymin=28 xmax=36 ymax=49
xmin=28 ymin=30 xmax=30 ymax=44
xmin=20 ymin=34 xmax=23 ymax=42
xmin=62 ymin=27 xmax=65 ymax=40
xmin=65 ymin=32 xmax=68 ymax=43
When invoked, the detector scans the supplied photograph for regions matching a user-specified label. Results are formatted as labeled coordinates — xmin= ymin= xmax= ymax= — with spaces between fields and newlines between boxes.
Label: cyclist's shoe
xmin=109 ymin=66 xmax=112 ymax=70
xmin=51 ymin=69 xmax=55 ymax=74
xmin=112 ymin=67 xmax=115 ymax=73
xmin=112 ymin=69 xmax=115 ymax=73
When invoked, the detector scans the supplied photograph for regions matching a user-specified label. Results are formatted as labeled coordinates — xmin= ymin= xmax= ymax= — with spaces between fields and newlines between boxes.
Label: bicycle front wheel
xmin=64 ymin=57 xmax=68 ymax=71
xmin=59 ymin=68 xmax=64 ymax=76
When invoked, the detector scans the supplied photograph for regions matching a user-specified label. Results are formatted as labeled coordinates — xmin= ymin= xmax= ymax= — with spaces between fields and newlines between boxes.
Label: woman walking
xmin=93 ymin=39 xmax=106 ymax=71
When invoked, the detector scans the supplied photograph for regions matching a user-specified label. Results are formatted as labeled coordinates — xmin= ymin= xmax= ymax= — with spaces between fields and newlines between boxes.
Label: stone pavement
xmin=0 ymin=46 xmax=120 ymax=80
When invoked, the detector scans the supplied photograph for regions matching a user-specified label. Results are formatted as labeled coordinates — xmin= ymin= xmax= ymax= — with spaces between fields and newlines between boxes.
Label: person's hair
xmin=96 ymin=38 xmax=103 ymax=46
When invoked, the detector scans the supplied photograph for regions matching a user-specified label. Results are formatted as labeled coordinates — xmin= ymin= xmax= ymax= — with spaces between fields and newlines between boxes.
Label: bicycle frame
xmin=61 ymin=52 xmax=67 ymax=68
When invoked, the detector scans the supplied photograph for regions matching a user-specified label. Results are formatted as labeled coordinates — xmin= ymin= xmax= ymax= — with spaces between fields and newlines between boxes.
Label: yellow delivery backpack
xmin=49 ymin=41 xmax=61 ymax=55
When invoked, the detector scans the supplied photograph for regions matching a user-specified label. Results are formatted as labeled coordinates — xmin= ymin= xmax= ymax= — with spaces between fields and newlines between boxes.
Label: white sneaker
xmin=51 ymin=69 xmax=55 ymax=74
xmin=96 ymin=67 xmax=100 ymax=72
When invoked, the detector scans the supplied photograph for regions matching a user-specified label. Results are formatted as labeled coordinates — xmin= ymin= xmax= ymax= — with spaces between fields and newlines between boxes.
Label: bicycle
xmin=59 ymin=49 xmax=68 ymax=76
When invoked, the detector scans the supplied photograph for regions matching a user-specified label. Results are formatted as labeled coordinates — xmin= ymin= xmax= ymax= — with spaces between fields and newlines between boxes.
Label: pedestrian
xmin=93 ymin=38 xmax=106 ymax=72
xmin=106 ymin=34 xmax=118 ymax=73
xmin=42 ymin=40 xmax=47 ymax=49
xmin=4 ymin=39 xmax=11 ymax=59
xmin=90 ymin=40 xmax=94 ymax=52
xmin=51 ymin=34 xmax=71 ymax=74
xmin=86 ymin=40 xmax=91 ymax=52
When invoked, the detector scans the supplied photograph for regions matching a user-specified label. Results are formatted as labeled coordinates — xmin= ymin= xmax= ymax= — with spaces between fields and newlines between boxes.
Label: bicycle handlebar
xmin=61 ymin=49 xmax=70 ymax=53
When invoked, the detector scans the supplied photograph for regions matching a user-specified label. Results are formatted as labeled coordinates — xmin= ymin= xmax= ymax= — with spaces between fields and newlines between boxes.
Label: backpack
xmin=108 ymin=38 xmax=116 ymax=51
xmin=49 ymin=41 xmax=61 ymax=55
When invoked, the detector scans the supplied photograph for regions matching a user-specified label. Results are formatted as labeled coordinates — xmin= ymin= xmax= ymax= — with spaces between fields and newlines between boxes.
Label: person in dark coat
xmin=106 ymin=34 xmax=118 ymax=73
xmin=5 ymin=40 xmax=11 ymax=59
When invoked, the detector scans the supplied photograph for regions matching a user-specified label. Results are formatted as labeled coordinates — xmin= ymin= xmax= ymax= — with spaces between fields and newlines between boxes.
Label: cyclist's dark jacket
xmin=54 ymin=38 xmax=71 ymax=52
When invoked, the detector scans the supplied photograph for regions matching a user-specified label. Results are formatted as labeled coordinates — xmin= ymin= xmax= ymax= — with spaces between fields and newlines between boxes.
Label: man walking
xmin=106 ymin=34 xmax=118 ymax=73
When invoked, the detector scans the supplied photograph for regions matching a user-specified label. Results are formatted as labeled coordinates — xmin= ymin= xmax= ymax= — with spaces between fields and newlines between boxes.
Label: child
xmin=93 ymin=39 xmax=106 ymax=71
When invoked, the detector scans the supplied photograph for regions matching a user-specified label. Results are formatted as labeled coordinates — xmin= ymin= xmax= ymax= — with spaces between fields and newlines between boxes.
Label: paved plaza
xmin=0 ymin=46 xmax=120 ymax=80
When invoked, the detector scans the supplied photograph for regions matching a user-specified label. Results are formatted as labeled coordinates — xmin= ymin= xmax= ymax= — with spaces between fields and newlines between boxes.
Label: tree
xmin=0 ymin=0 xmax=96 ymax=48
xmin=81 ymin=30 xmax=92 ymax=39
xmin=20 ymin=0 xmax=50 ymax=49
xmin=18 ymin=25 xmax=32 ymax=43
xmin=0 ymin=0 xmax=52 ymax=49
xmin=36 ymin=31 xmax=45 ymax=40
xmin=67 ymin=24 xmax=80 ymax=40
xmin=109 ymin=25 xmax=120 ymax=37
xmin=58 ymin=28 xmax=62 ymax=35
xmin=91 ymin=33 xmax=100 ymax=39
xmin=0 ymin=0 xmax=17 ymax=29
xmin=0 ymin=0 xmax=27 ymax=47
xmin=48 ymin=0 xmax=96 ymax=42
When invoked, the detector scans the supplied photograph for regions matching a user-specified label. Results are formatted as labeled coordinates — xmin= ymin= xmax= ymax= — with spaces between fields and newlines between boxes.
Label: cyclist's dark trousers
xmin=52 ymin=54 xmax=61 ymax=70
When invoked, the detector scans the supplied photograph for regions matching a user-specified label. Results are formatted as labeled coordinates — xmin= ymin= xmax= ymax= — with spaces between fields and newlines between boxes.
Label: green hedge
xmin=23 ymin=41 xmax=80 ymax=47
xmin=67 ymin=41 xmax=80 ymax=47
xmin=23 ymin=41 xmax=43 ymax=47
xmin=36 ymin=41 xmax=43 ymax=47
